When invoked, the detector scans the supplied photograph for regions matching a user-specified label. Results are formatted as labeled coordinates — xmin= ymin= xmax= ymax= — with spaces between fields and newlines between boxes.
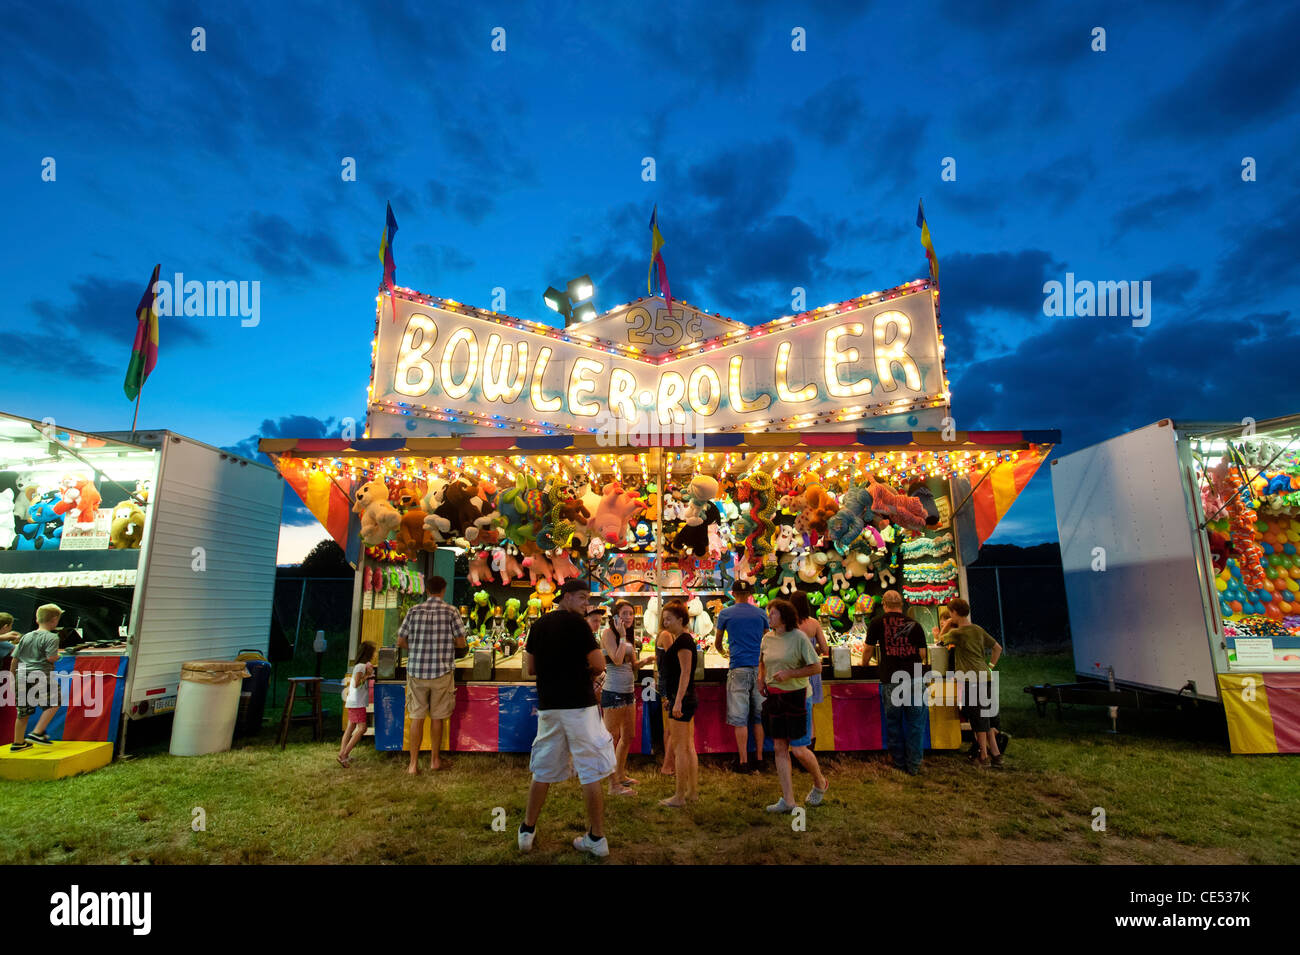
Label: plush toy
xmin=867 ymin=482 xmax=929 ymax=532
xmin=827 ymin=483 xmax=874 ymax=555
xmin=733 ymin=548 xmax=758 ymax=586
xmin=775 ymin=552 xmax=800 ymax=594
xmin=639 ymin=483 xmax=660 ymax=522
xmin=542 ymin=478 xmax=591 ymax=549
xmin=843 ymin=548 xmax=875 ymax=584
xmin=737 ymin=471 xmax=777 ymax=573
xmin=707 ymin=520 xmax=729 ymax=559
xmin=524 ymin=552 xmax=554 ymax=586
xmin=687 ymin=595 xmax=714 ymax=640
xmin=491 ymin=545 xmax=525 ymax=586
xmin=433 ymin=477 xmax=487 ymax=542
xmin=589 ymin=482 xmax=647 ymax=545
xmin=631 ymin=520 xmax=654 ymax=551
xmin=798 ymin=484 xmax=838 ymax=546
xmin=467 ymin=549 xmax=493 ymax=586
xmin=671 ymin=476 xmax=720 ymax=557
xmin=469 ymin=590 xmax=495 ymax=635
xmin=550 ymin=549 xmax=582 ymax=584
xmin=644 ymin=596 xmax=660 ymax=636
xmin=421 ymin=478 xmax=452 ymax=540
xmin=587 ymin=536 xmax=606 ymax=560
xmin=69 ymin=479 xmax=101 ymax=524
xmin=821 ymin=550 xmax=850 ymax=592
xmin=11 ymin=477 xmax=39 ymax=537
xmin=533 ymin=578 xmax=556 ymax=613
xmin=503 ymin=597 xmax=524 ymax=638
xmin=907 ymin=481 xmax=942 ymax=527
xmin=496 ymin=474 xmax=546 ymax=549
xmin=772 ymin=512 xmax=803 ymax=554
xmin=109 ymin=500 xmax=146 ymax=549
xmin=17 ymin=492 xmax=65 ymax=550
xmin=354 ymin=480 xmax=400 ymax=545
xmin=797 ymin=551 xmax=827 ymax=586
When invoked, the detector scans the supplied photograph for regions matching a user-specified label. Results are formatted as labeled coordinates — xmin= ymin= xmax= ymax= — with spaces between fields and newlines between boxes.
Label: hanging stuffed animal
xmin=797 ymin=484 xmax=838 ymax=547
xmin=671 ymin=475 xmax=720 ymax=557
xmin=503 ymin=597 xmax=524 ymax=639
xmin=524 ymin=552 xmax=555 ymax=586
xmin=775 ymin=552 xmax=800 ymax=594
xmin=588 ymin=482 xmax=647 ymax=545
xmin=467 ymin=549 xmax=493 ymax=587
xmin=491 ymin=545 xmax=525 ymax=586
xmin=550 ymin=549 xmax=582 ymax=584
xmin=352 ymin=480 xmax=399 ymax=546
xmin=496 ymin=473 xmax=546 ymax=550
xmin=687 ymin=594 xmax=714 ymax=641
xmin=421 ymin=478 xmax=452 ymax=542
xmin=827 ymin=482 xmax=874 ymax=555
xmin=533 ymin=578 xmax=557 ymax=613
xmin=797 ymin=551 xmax=827 ymax=586
xmin=644 ymin=596 xmax=661 ymax=636
xmin=737 ymin=471 xmax=777 ymax=573
xmin=867 ymin=482 xmax=929 ymax=532
xmin=907 ymin=481 xmax=942 ymax=527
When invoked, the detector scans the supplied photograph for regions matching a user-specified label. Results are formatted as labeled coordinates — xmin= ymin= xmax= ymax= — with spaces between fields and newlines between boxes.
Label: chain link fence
xmin=964 ymin=565 xmax=1071 ymax=650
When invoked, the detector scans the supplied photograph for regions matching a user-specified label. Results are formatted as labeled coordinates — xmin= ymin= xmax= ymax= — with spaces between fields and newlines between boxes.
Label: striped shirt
xmin=398 ymin=597 xmax=466 ymax=679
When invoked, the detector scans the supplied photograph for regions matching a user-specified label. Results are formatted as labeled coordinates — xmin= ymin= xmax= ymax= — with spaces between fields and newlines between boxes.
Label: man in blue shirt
xmin=714 ymin=580 xmax=769 ymax=772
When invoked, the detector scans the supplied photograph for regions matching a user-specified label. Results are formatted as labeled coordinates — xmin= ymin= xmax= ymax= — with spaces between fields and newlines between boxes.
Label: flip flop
xmin=337 ymin=755 xmax=350 ymax=768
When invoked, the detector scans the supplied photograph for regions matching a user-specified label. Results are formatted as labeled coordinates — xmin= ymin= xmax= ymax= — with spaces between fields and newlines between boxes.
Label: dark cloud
xmin=938 ymin=250 xmax=1064 ymax=356
xmin=1112 ymin=186 xmax=1211 ymax=234
xmin=951 ymin=310 xmax=1300 ymax=450
xmin=1213 ymin=198 xmax=1300 ymax=289
xmin=240 ymin=213 xmax=348 ymax=277
xmin=1136 ymin=6 xmax=1300 ymax=138
xmin=408 ymin=242 xmax=476 ymax=277
xmin=793 ymin=81 xmax=865 ymax=147
xmin=1147 ymin=266 xmax=1199 ymax=307
xmin=29 ymin=275 xmax=209 ymax=351
xmin=224 ymin=414 xmax=358 ymax=525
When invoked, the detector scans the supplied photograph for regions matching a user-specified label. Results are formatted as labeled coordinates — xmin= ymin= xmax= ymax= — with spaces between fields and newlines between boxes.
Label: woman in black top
xmin=656 ymin=600 xmax=697 ymax=808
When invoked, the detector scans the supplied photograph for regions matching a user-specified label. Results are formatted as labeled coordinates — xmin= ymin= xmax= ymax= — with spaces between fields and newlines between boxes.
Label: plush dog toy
xmin=671 ymin=476 xmax=720 ymax=557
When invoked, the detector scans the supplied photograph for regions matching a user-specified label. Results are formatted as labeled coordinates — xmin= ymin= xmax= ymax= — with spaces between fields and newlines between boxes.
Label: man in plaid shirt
xmin=397 ymin=575 xmax=467 ymax=774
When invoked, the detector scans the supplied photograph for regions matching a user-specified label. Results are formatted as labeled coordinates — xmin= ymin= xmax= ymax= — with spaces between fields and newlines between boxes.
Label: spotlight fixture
xmin=544 ymin=275 xmax=598 ymax=326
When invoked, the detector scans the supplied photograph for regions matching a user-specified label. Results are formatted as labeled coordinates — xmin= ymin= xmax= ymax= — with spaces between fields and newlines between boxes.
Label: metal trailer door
xmin=128 ymin=436 xmax=282 ymax=708
xmin=1051 ymin=420 xmax=1218 ymax=700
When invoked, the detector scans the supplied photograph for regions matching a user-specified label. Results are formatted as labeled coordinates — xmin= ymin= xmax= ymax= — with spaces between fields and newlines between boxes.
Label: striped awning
xmin=258 ymin=428 xmax=1060 ymax=458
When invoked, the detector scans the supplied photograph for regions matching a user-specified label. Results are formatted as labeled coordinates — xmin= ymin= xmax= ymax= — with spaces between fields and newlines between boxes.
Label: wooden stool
xmin=277 ymin=677 xmax=325 ymax=749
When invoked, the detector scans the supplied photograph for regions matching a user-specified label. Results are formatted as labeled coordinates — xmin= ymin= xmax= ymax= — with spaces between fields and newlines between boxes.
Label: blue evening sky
xmin=3 ymin=0 xmax=1297 ymax=559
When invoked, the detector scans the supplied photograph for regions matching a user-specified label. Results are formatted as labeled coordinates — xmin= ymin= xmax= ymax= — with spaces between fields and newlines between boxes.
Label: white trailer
xmin=1049 ymin=416 xmax=1300 ymax=753
xmin=0 ymin=414 xmax=282 ymax=750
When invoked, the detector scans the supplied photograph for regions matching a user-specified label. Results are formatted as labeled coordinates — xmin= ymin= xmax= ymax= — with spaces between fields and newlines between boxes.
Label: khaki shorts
xmin=406 ymin=672 xmax=455 ymax=720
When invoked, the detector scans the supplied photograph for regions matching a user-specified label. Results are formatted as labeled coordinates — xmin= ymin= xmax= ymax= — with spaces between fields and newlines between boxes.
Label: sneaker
xmin=765 ymin=797 xmax=796 ymax=814
xmin=806 ymin=786 xmax=827 ymax=807
xmin=990 ymin=754 xmax=1005 ymax=770
xmin=751 ymin=759 xmax=767 ymax=774
xmin=518 ymin=828 xmax=536 ymax=853
xmin=733 ymin=760 xmax=750 ymax=774
xmin=9 ymin=741 xmax=32 ymax=752
xmin=26 ymin=733 xmax=52 ymax=745
xmin=572 ymin=832 xmax=609 ymax=858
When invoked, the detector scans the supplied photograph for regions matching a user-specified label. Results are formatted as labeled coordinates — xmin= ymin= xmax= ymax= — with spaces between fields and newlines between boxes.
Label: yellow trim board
xmin=0 ymin=741 xmax=114 ymax=780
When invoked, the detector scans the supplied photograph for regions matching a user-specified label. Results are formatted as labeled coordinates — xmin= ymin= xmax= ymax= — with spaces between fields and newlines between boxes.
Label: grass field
xmin=2 ymin=652 xmax=1298 ymax=865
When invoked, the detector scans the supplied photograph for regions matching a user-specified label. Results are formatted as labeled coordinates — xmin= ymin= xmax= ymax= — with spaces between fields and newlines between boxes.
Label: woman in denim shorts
xmin=600 ymin=601 xmax=652 ymax=795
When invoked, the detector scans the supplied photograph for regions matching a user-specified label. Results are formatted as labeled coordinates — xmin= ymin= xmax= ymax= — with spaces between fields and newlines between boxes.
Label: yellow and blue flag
xmin=648 ymin=205 xmax=672 ymax=313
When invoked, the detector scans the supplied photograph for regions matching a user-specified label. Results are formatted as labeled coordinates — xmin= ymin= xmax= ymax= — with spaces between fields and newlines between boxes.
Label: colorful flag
xmin=124 ymin=264 xmax=160 ymax=401
xmin=968 ymin=452 xmax=1048 ymax=546
xmin=916 ymin=198 xmax=939 ymax=294
xmin=647 ymin=205 xmax=672 ymax=313
xmin=380 ymin=202 xmax=398 ymax=289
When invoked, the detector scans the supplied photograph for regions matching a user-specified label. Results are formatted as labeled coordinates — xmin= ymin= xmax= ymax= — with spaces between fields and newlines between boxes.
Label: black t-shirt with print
xmin=867 ymin=612 xmax=928 ymax=681
xmin=526 ymin=609 xmax=598 ymax=710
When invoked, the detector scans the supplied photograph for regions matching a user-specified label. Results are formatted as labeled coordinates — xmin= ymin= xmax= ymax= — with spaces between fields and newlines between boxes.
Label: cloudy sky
xmin=3 ymin=0 xmax=1296 ymax=561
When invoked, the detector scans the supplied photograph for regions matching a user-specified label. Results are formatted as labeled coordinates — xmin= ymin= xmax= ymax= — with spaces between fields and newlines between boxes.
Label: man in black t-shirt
xmin=518 ymin=579 xmax=617 ymax=858
xmin=866 ymin=590 xmax=929 ymax=775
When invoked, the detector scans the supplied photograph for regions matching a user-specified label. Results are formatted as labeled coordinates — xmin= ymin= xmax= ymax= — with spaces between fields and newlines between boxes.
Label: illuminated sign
xmin=367 ymin=283 xmax=947 ymax=438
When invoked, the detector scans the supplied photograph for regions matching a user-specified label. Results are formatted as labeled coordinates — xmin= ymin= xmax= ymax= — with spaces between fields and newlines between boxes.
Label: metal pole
xmin=994 ymin=566 xmax=1005 ymax=650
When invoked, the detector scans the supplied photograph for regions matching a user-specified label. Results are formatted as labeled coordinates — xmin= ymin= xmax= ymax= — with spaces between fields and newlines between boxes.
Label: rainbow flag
xmin=124 ymin=264 xmax=160 ymax=401
xmin=969 ymin=452 xmax=1047 ymax=545
xmin=647 ymin=205 xmax=672 ymax=313
xmin=916 ymin=198 xmax=938 ymax=296
xmin=379 ymin=202 xmax=398 ymax=289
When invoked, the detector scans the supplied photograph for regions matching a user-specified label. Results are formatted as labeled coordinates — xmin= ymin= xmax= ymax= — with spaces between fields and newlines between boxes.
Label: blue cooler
xmin=235 ymin=655 xmax=272 ymax=737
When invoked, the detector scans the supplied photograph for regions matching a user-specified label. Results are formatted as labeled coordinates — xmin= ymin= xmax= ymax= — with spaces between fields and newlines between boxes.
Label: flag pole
xmin=130 ymin=385 xmax=142 ymax=439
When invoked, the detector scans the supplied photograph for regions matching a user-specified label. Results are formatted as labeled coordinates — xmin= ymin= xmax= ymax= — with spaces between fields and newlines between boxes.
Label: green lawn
xmin=2 ymin=652 xmax=1298 ymax=865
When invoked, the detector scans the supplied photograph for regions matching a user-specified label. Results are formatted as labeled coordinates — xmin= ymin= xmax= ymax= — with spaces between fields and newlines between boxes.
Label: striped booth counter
xmin=373 ymin=680 xmax=963 ymax=753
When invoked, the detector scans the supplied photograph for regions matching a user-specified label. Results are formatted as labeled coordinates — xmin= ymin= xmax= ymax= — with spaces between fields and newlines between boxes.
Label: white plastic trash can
xmin=170 ymin=660 xmax=251 ymax=756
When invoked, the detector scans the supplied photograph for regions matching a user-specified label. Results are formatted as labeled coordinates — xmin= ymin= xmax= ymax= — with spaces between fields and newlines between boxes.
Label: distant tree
xmin=300 ymin=539 xmax=353 ymax=577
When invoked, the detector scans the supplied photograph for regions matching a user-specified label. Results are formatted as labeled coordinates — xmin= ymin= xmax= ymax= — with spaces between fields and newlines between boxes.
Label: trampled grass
xmin=2 ymin=652 xmax=1297 ymax=865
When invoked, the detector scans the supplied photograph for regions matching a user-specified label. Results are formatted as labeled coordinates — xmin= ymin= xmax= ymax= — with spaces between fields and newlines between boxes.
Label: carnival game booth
xmin=0 ymin=412 xmax=282 ymax=756
xmin=262 ymin=276 xmax=1056 ymax=754
xmin=1052 ymin=415 xmax=1300 ymax=753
